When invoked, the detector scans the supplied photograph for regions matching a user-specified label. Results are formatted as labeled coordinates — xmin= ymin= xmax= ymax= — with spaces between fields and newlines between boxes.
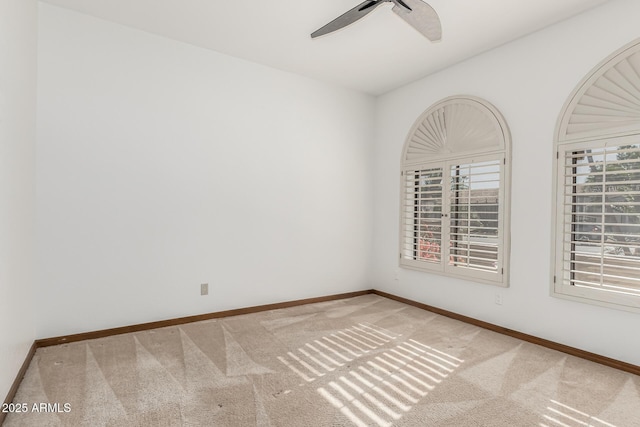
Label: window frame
xmin=399 ymin=96 xmax=511 ymax=287
xmin=551 ymin=38 xmax=640 ymax=313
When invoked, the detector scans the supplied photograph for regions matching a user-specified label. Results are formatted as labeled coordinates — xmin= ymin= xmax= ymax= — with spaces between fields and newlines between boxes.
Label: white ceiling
xmin=40 ymin=0 xmax=612 ymax=95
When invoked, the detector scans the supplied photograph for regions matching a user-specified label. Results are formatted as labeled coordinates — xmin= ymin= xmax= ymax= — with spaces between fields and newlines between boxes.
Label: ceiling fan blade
xmin=391 ymin=0 xmax=442 ymax=41
xmin=311 ymin=0 xmax=387 ymax=38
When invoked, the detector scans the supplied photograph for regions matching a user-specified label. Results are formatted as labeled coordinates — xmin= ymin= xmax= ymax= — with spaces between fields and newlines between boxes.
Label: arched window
xmin=399 ymin=96 xmax=511 ymax=287
xmin=552 ymin=39 xmax=640 ymax=312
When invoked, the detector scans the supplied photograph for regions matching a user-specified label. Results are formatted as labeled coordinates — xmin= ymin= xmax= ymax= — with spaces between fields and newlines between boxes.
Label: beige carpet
xmin=4 ymin=294 xmax=640 ymax=426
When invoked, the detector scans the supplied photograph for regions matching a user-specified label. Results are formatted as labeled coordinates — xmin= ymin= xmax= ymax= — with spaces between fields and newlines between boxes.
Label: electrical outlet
xmin=201 ymin=283 xmax=208 ymax=296
xmin=494 ymin=292 xmax=503 ymax=305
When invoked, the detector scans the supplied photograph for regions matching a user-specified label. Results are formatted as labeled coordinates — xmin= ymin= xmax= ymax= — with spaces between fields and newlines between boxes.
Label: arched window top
xmin=401 ymin=96 xmax=510 ymax=167
xmin=557 ymin=38 xmax=640 ymax=143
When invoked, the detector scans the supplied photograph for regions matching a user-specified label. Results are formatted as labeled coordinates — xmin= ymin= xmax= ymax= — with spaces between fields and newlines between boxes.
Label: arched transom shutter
xmin=402 ymin=96 xmax=508 ymax=166
xmin=558 ymin=41 xmax=640 ymax=142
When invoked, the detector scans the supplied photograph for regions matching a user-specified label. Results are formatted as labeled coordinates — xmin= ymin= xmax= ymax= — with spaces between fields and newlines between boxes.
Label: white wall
xmin=36 ymin=3 xmax=375 ymax=338
xmin=0 ymin=0 xmax=37 ymax=401
xmin=372 ymin=0 xmax=640 ymax=366
xmin=35 ymin=0 xmax=640 ymax=368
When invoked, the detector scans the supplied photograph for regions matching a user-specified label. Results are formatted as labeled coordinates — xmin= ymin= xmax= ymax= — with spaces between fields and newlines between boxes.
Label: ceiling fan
xmin=311 ymin=0 xmax=442 ymax=41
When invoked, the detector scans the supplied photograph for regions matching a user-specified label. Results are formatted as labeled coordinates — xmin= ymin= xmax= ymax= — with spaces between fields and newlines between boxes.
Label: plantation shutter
xmin=401 ymin=167 xmax=443 ymax=264
xmin=448 ymin=158 xmax=502 ymax=276
xmin=559 ymin=142 xmax=640 ymax=297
